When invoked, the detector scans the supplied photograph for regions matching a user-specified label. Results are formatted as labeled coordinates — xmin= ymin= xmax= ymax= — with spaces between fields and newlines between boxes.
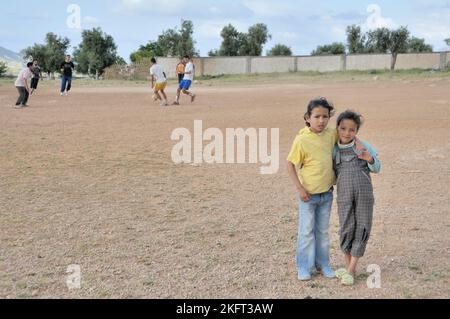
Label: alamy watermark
xmin=66 ymin=4 xmax=81 ymax=29
xmin=366 ymin=264 xmax=381 ymax=289
xmin=66 ymin=264 xmax=81 ymax=290
xmin=171 ymin=120 xmax=279 ymax=174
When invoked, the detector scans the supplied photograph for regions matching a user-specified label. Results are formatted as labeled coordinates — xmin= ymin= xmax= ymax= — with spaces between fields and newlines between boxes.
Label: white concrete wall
xmin=251 ymin=57 xmax=296 ymax=73
xmin=157 ymin=53 xmax=449 ymax=76
xmin=114 ymin=52 xmax=449 ymax=80
xmin=297 ymin=55 xmax=342 ymax=72
xmin=396 ymin=53 xmax=441 ymax=70
xmin=347 ymin=54 xmax=391 ymax=70
xmin=203 ymin=57 xmax=248 ymax=76
xmin=154 ymin=58 xmax=183 ymax=79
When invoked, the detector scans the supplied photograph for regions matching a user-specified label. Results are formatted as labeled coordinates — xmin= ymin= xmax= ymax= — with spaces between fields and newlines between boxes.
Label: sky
xmin=1 ymin=0 xmax=450 ymax=62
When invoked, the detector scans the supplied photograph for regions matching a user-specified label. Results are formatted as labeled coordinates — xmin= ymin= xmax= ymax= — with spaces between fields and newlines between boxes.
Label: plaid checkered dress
xmin=334 ymin=146 xmax=374 ymax=257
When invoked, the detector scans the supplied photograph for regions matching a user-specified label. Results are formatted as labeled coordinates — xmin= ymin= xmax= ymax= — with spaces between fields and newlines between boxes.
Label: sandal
xmin=335 ymin=268 xmax=348 ymax=279
xmin=341 ymin=273 xmax=354 ymax=286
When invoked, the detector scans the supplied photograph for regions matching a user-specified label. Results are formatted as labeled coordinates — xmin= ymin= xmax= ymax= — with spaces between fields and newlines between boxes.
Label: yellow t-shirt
xmin=287 ymin=127 xmax=338 ymax=194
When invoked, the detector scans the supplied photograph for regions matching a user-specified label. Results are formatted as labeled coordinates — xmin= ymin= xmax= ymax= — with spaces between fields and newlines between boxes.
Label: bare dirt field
xmin=1 ymin=75 xmax=449 ymax=299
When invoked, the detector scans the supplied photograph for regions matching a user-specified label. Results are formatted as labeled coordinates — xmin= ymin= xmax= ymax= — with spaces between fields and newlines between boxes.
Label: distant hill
xmin=0 ymin=46 xmax=22 ymax=62
xmin=0 ymin=46 xmax=24 ymax=75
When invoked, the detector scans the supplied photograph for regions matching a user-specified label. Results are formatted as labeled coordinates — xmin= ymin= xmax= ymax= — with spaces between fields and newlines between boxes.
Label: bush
xmin=0 ymin=61 xmax=8 ymax=77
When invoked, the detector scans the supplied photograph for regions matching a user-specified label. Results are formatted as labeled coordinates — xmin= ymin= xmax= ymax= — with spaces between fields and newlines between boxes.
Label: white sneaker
xmin=160 ymin=101 xmax=168 ymax=106
xmin=60 ymin=92 xmax=64 ymax=96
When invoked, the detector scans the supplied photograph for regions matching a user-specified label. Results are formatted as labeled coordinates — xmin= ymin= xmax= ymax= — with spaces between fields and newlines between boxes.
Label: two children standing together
xmin=287 ymin=97 xmax=380 ymax=286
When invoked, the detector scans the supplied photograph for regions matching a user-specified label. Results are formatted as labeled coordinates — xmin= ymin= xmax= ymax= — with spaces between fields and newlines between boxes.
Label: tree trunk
xmin=391 ymin=53 xmax=397 ymax=71
xmin=96 ymin=69 xmax=99 ymax=80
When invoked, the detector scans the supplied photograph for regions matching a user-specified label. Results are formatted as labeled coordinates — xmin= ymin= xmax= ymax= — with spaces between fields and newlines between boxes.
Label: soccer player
xmin=173 ymin=55 xmax=196 ymax=106
xmin=150 ymin=58 xmax=168 ymax=106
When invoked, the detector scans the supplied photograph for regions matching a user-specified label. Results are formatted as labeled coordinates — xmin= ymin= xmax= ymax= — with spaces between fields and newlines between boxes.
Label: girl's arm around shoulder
xmin=362 ymin=140 xmax=381 ymax=174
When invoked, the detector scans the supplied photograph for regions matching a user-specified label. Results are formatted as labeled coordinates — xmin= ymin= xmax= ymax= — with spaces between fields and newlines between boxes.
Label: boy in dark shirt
xmin=30 ymin=59 xmax=42 ymax=95
xmin=60 ymin=55 xmax=75 ymax=96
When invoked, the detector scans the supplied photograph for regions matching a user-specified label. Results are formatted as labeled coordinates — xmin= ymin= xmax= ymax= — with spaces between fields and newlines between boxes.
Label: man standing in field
xmin=150 ymin=57 xmax=168 ymax=106
xmin=173 ymin=55 xmax=196 ymax=106
xmin=60 ymin=55 xmax=74 ymax=96
xmin=14 ymin=62 xmax=34 ymax=109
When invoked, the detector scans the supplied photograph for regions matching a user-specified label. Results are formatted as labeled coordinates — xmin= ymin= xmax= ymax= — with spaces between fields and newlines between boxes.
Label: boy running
xmin=60 ymin=55 xmax=74 ymax=96
xmin=150 ymin=57 xmax=168 ymax=106
xmin=30 ymin=59 xmax=42 ymax=95
xmin=173 ymin=55 xmax=196 ymax=106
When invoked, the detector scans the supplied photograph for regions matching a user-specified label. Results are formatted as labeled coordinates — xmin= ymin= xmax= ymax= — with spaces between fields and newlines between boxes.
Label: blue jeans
xmin=296 ymin=190 xmax=333 ymax=274
xmin=61 ymin=75 xmax=72 ymax=93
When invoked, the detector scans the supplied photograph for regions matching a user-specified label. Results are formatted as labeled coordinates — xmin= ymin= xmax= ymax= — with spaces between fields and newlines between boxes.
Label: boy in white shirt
xmin=149 ymin=58 xmax=168 ymax=106
xmin=173 ymin=55 xmax=196 ymax=105
xmin=14 ymin=62 xmax=33 ymax=109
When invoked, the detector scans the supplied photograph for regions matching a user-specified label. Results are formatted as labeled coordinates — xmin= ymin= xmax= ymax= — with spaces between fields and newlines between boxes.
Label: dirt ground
xmin=0 ymin=76 xmax=449 ymax=299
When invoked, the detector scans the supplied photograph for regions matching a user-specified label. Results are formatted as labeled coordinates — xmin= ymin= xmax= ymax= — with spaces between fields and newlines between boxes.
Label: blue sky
xmin=1 ymin=0 xmax=450 ymax=61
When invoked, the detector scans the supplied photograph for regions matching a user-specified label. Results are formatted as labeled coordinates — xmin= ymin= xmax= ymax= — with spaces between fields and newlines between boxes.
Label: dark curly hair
xmin=336 ymin=110 xmax=364 ymax=131
xmin=304 ymin=97 xmax=335 ymax=127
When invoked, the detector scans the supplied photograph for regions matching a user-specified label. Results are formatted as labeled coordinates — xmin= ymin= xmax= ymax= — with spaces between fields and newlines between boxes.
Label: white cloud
xmin=277 ymin=31 xmax=299 ymax=40
xmin=414 ymin=0 xmax=450 ymax=9
xmin=409 ymin=6 xmax=450 ymax=49
xmin=331 ymin=27 xmax=346 ymax=39
xmin=83 ymin=16 xmax=99 ymax=25
xmin=197 ymin=20 xmax=251 ymax=39
xmin=118 ymin=0 xmax=185 ymax=15
xmin=413 ymin=24 xmax=450 ymax=41
xmin=243 ymin=0 xmax=294 ymax=17
xmin=197 ymin=23 xmax=223 ymax=39
xmin=117 ymin=0 xmax=253 ymax=19
xmin=363 ymin=4 xmax=396 ymax=30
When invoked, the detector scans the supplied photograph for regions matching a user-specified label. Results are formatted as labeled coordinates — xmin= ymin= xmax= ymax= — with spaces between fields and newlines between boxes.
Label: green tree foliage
xmin=366 ymin=28 xmax=391 ymax=53
xmin=130 ymin=20 xmax=198 ymax=62
xmin=176 ymin=20 xmax=197 ymax=58
xmin=0 ymin=61 xmax=7 ymax=77
xmin=73 ymin=28 xmax=119 ymax=79
xmin=387 ymin=26 xmax=410 ymax=70
xmin=346 ymin=25 xmax=431 ymax=69
xmin=22 ymin=33 xmax=70 ymax=77
xmin=218 ymin=24 xmax=241 ymax=56
xmin=311 ymin=42 xmax=345 ymax=56
xmin=407 ymin=37 xmax=433 ymax=53
xmin=267 ymin=44 xmax=293 ymax=56
xmin=346 ymin=25 xmax=366 ymax=54
xmin=207 ymin=49 xmax=219 ymax=57
xmin=444 ymin=38 xmax=450 ymax=46
xmin=245 ymin=23 xmax=272 ymax=56
xmin=210 ymin=23 xmax=271 ymax=56
xmin=130 ymin=41 xmax=164 ymax=63
xmin=115 ymin=56 xmax=127 ymax=65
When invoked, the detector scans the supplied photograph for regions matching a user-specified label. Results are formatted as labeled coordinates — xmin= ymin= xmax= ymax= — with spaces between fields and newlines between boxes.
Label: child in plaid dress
xmin=333 ymin=110 xmax=380 ymax=286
